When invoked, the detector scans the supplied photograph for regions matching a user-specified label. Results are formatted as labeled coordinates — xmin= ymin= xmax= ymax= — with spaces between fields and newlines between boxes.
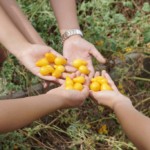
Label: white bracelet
xmin=61 ymin=29 xmax=83 ymax=44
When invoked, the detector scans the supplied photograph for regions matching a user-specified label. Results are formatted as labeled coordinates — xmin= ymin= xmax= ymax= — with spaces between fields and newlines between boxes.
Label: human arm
xmin=50 ymin=0 xmax=106 ymax=77
xmin=90 ymin=71 xmax=150 ymax=150
xmin=0 ymin=85 xmax=89 ymax=133
xmin=0 ymin=0 xmax=45 ymax=45
xmin=0 ymin=5 xmax=73 ymax=83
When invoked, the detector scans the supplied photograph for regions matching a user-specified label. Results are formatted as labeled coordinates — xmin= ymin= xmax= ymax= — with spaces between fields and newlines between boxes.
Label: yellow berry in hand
xmin=45 ymin=52 xmax=56 ymax=63
xmin=54 ymin=57 xmax=67 ymax=65
xmin=65 ymin=76 xmax=74 ymax=85
xmin=74 ymin=83 xmax=83 ymax=91
xmin=45 ymin=65 xmax=54 ymax=73
xmin=90 ymin=82 xmax=100 ymax=91
xmin=101 ymin=83 xmax=112 ymax=91
xmin=72 ymin=59 xmax=87 ymax=68
xmin=36 ymin=58 xmax=49 ymax=67
xmin=91 ymin=78 xmax=97 ymax=82
xmin=79 ymin=65 xmax=90 ymax=75
xmin=65 ymin=84 xmax=74 ymax=90
xmin=52 ymin=70 xmax=62 ymax=78
xmin=73 ymin=76 xmax=85 ymax=84
xmin=40 ymin=65 xmax=54 ymax=76
xmin=55 ymin=65 xmax=65 ymax=73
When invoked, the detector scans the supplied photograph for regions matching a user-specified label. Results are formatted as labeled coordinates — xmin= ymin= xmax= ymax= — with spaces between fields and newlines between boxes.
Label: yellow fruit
xmin=52 ymin=70 xmax=62 ymax=78
xmin=55 ymin=65 xmax=65 ymax=73
xmin=65 ymin=76 xmax=74 ymax=86
xmin=95 ymin=76 xmax=105 ymax=80
xmin=36 ymin=58 xmax=49 ymax=67
xmin=79 ymin=65 xmax=90 ymax=75
xmin=54 ymin=57 xmax=67 ymax=65
xmin=72 ymin=59 xmax=87 ymax=68
xmin=73 ymin=76 xmax=85 ymax=84
xmin=40 ymin=65 xmax=54 ymax=76
xmin=65 ymin=84 xmax=74 ymax=90
xmin=74 ymin=83 xmax=83 ymax=91
xmin=97 ymin=78 xmax=108 ymax=84
xmin=91 ymin=78 xmax=97 ymax=82
xmin=45 ymin=52 xmax=56 ymax=63
xmin=101 ymin=83 xmax=112 ymax=91
xmin=90 ymin=82 xmax=100 ymax=91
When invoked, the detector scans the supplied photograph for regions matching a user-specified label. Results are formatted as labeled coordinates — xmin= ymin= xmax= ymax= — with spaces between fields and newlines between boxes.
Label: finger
xmin=90 ymin=46 xmax=106 ymax=64
xmin=94 ymin=71 xmax=100 ymax=77
xmin=84 ymin=76 xmax=90 ymax=86
xmin=81 ymin=85 xmax=89 ymax=98
xmin=102 ymin=70 xmax=119 ymax=92
xmin=61 ymin=72 xmax=74 ymax=78
xmin=56 ymin=79 xmax=65 ymax=85
xmin=89 ymin=91 xmax=99 ymax=104
xmin=65 ymin=65 xmax=76 ymax=72
xmin=37 ymin=73 xmax=57 ymax=81
xmin=75 ymin=71 xmax=81 ymax=77
xmin=49 ymin=48 xmax=63 ymax=57
xmin=88 ymin=59 xmax=95 ymax=78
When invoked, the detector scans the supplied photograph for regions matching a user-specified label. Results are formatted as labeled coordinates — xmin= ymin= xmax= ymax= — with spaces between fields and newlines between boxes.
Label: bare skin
xmin=90 ymin=71 xmax=150 ymax=150
xmin=0 ymin=0 xmax=45 ymax=45
xmin=1 ymin=0 xmax=106 ymax=77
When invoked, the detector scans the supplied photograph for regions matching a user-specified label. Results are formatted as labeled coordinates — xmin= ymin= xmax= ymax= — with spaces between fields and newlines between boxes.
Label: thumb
xmin=90 ymin=46 xmax=106 ymax=64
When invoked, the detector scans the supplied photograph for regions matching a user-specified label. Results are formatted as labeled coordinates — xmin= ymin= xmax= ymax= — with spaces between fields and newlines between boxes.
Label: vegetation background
xmin=0 ymin=0 xmax=150 ymax=149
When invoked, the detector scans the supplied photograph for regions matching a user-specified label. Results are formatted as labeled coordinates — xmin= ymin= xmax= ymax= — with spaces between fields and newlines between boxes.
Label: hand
xmin=63 ymin=36 xmax=106 ymax=78
xmin=90 ymin=70 xmax=131 ymax=110
xmin=48 ymin=84 xmax=89 ymax=108
xmin=17 ymin=44 xmax=75 ymax=84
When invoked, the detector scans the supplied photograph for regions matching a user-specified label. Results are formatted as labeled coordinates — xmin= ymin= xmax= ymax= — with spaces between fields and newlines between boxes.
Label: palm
xmin=63 ymin=37 xmax=105 ymax=77
xmin=49 ymin=85 xmax=89 ymax=108
xmin=18 ymin=44 xmax=63 ymax=83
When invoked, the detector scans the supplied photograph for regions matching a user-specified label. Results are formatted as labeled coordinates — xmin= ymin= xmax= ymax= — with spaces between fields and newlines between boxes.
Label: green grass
xmin=0 ymin=0 xmax=150 ymax=149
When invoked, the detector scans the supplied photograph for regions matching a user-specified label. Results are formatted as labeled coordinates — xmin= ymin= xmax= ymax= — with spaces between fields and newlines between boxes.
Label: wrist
xmin=47 ymin=89 xmax=67 ymax=109
xmin=113 ymin=96 xmax=132 ymax=111
xmin=61 ymin=29 xmax=83 ymax=44
xmin=9 ymin=42 xmax=31 ymax=58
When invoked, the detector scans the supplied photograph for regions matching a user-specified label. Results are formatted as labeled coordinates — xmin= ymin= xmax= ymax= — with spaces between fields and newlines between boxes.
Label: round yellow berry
xmin=40 ymin=65 xmax=54 ymax=76
xmin=74 ymin=83 xmax=83 ymax=91
xmin=54 ymin=57 xmax=67 ymax=65
xmin=52 ymin=70 xmax=62 ymax=78
xmin=55 ymin=65 xmax=65 ymax=73
xmin=101 ymin=83 xmax=112 ymax=91
xmin=90 ymin=82 xmax=100 ymax=92
xmin=79 ymin=65 xmax=90 ymax=75
xmin=65 ymin=76 xmax=74 ymax=86
xmin=72 ymin=59 xmax=87 ymax=68
xmin=36 ymin=58 xmax=49 ymax=67
xmin=73 ymin=76 xmax=85 ymax=84
xmin=65 ymin=84 xmax=74 ymax=90
xmin=45 ymin=52 xmax=56 ymax=63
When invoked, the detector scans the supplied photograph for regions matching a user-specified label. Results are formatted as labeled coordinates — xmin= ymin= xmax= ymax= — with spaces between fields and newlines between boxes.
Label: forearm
xmin=50 ymin=0 xmax=80 ymax=35
xmin=0 ymin=5 xmax=30 ymax=57
xmin=0 ymin=0 xmax=45 ymax=45
xmin=0 ymin=91 xmax=63 ymax=133
xmin=114 ymin=101 xmax=150 ymax=150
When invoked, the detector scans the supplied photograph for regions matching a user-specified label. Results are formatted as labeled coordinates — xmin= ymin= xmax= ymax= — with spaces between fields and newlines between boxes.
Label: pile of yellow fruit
xmin=65 ymin=76 xmax=85 ymax=91
xmin=72 ymin=59 xmax=90 ymax=75
xmin=36 ymin=52 xmax=66 ymax=78
xmin=90 ymin=76 xmax=112 ymax=91
xmin=36 ymin=55 xmax=112 ymax=91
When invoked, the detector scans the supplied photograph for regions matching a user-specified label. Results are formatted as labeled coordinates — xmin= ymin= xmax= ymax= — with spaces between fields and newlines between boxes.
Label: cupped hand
xmin=48 ymin=84 xmax=89 ymax=108
xmin=17 ymin=44 xmax=75 ymax=84
xmin=90 ymin=70 xmax=131 ymax=110
xmin=63 ymin=36 xmax=106 ymax=78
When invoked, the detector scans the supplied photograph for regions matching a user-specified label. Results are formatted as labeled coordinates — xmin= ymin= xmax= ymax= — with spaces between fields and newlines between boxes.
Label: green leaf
xmin=144 ymin=30 xmax=150 ymax=43
xmin=113 ymin=14 xmax=126 ymax=23
xmin=142 ymin=2 xmax=150 ymax=12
